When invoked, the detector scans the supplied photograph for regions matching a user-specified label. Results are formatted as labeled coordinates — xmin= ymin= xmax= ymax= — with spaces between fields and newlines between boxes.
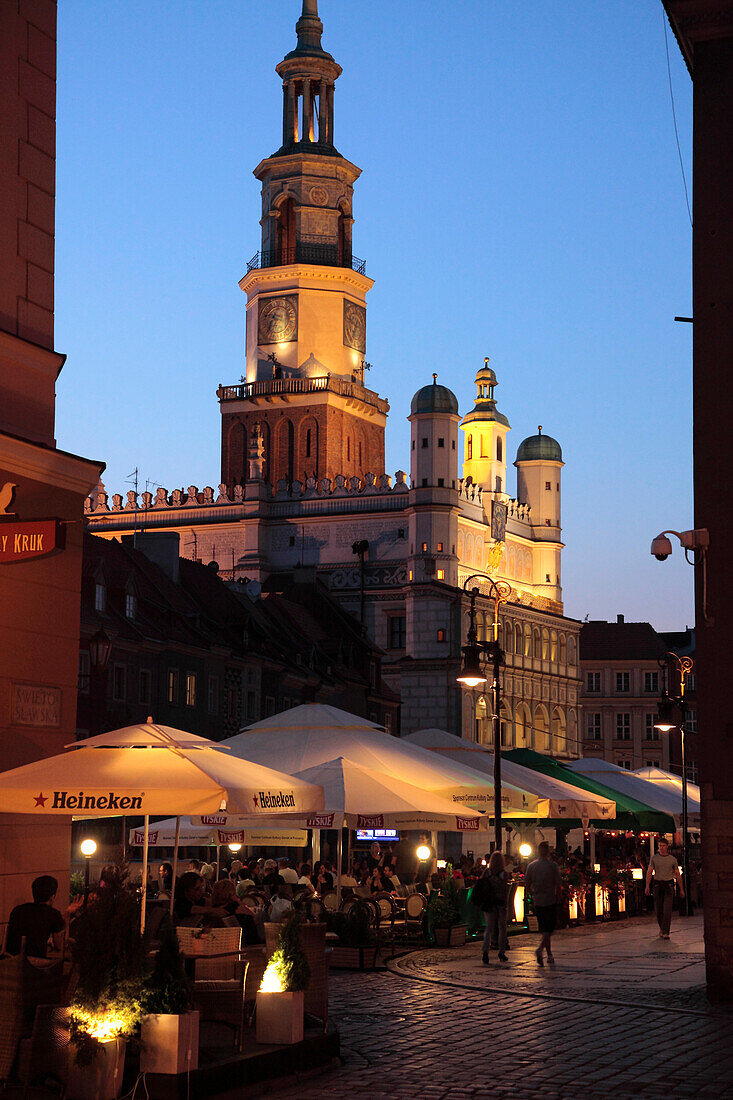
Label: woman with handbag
xmin=474 ymin=852 xmax=509 ymax=964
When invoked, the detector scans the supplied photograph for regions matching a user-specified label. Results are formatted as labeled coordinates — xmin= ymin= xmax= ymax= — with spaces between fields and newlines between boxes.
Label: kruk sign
xmin=0 ymin=519 xmax=64 ymax=563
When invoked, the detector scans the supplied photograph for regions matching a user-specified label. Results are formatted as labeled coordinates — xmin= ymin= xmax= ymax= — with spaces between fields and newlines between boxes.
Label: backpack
xmin=471 ymin=874 xmax=495 ymax=912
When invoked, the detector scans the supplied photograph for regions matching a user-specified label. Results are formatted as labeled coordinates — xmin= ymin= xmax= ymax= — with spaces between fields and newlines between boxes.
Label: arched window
xmin=467 ymin=435 xmax=473 ymax=460
xmin=559 ymin=634 xmax=567 ymax=665
xmin=286 ymin=419 xmax=295 ymax=482
xmin=337 ymin=208 xmax=347 ymax=266
xmin=533 ymin=626 xmax=541 ymax=658
xmin=306 ymin=428 xmax=312 ymax=458
xmin=550 ymin=630 xmax=558 ymax=663
xmin=476 ymin=695 xmax=488 ymax=744
xmin=534 ymin=705 xmax=550 ymax=753
xmin=503 ymin=619 xmax=513 ymax=653
xmin=497 ymin=436 xmax=502 ymax=462
xmin=515 ymin=703 xmax=531 ymax=748
xmin=477 ymin=612 xmax=488 ymax=643
xmin=523 ymin=624 xmax=532 ymax=657
xmin=276 ymin=197 xmax=296 ymax=265
xmin=500 ymin=701 xmax=512 ymax=748
xmin=541 ymin=628 xmax=549 ymax=660
xmin=567 ymin=636 xmax=577 ymax=667
xmin=515 ymin=623 xmax=523 ymax=655
xmin=552 ymin=707 xmax=566 ymax=755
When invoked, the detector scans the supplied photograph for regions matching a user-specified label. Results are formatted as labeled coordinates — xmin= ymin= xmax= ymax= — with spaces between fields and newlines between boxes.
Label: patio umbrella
xmin=221 ymin=704 xmax=539 ymax=817
xmin=0 ymin=720 xmax=324 ymax=930
xmin=200 ymin=756 xmax=486 ymax=899
xmin=570 ymin=760 xmax=700 ymax=826
xmin=404 ymin=728 xmax=616 ymax=823
xmin=505 ymin=749 xmax=674 ymax=833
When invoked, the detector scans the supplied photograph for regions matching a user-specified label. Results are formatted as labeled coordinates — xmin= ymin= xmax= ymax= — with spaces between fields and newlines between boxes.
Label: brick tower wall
xmin=222 ymin=403 xmax=385 ymax=488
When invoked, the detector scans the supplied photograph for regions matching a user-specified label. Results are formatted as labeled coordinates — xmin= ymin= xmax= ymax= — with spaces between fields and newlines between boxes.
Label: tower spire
xmin=295 ymin=0 xmax=324 ymax=53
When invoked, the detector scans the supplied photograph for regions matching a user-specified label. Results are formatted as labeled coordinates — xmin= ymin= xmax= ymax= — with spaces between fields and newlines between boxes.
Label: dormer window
xmin=95 ymin=583 xmax=106 ymax=612
xmin=125 ymin=593 xmax=137 ymax=619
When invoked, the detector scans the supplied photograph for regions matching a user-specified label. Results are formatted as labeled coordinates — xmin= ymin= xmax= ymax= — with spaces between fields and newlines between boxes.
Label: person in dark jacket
xmin=474 ymin=851 xmax=509 ymax=964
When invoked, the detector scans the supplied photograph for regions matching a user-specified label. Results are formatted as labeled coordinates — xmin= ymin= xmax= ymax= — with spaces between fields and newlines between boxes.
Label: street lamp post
xmin=456 ymin=573 xmax=512 ymax=851
xmin=655 ymin=651 xmax=694 ymax=917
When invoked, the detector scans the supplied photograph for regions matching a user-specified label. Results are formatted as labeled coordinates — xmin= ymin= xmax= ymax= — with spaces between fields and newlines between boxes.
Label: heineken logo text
xmin=49 ymin=791 xmax=143 ymax=811
xmin=253 ymin=790 xmax=296 ymax=809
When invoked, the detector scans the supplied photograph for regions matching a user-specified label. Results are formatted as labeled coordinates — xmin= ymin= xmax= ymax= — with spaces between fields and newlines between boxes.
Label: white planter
xmin=256 ymin=990 xmax=304 ymax=1045
xmin=67 ymin=1038 xmax=126 ymax=1100
xmin=140 ymin=1011 xmax=199 ymax=1074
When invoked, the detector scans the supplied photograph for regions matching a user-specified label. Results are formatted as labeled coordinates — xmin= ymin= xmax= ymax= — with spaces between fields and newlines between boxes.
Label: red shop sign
xmin=0 ymin=520 xmax=64 ymax=563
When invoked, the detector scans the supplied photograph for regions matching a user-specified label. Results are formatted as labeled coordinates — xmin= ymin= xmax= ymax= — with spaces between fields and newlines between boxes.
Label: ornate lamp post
xmin=456 ymin=573 xmax=512 ymax=851
xmin=655 ymin=651 xmax=695 ymax=917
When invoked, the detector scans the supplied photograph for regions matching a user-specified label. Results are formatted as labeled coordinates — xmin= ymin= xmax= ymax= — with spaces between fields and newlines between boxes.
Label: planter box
xmin=434 ymin=923 xmax=467 ymax=948
xmin=256 ymin=990 xmax=304 ymax=1045
xmin=140 ymin=1011 xmax=199 ymax=1074
xmin=328 ymin=944 xmax=379 ymax=970
xmin=67 ymin=1038 xmax=126 ymax=1100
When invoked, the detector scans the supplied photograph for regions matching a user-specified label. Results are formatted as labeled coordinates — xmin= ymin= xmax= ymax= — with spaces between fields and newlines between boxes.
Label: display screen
xmin=355 ymin=829 xmax=399 ymax=841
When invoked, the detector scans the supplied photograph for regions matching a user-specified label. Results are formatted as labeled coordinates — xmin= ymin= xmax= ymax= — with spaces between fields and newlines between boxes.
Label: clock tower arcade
xmin=219 ymin=0 xmax=388 ymax=490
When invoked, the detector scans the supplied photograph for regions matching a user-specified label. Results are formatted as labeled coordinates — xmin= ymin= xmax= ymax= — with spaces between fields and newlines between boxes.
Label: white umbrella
xmin=222 ymin=704 xmax=538 ymax=816
xmin=567 ymin=758 xmax=700 ymax=826
xmin=0 ymin=720 xmax=324 ymax=930
xmin=405 ymin=728 xmax=616 ymax=822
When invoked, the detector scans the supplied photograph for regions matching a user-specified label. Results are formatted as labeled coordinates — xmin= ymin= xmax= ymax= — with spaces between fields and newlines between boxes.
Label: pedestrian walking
xmin=645 ymin=837 xmax=684 ymax=939
xmin=473 ymin=851 xmax=509 ymax=964
xmin=524 ymin=841 xmax=562 ymax=966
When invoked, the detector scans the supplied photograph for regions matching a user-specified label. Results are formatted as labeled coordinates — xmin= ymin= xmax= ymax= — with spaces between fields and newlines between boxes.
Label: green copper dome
xmin=516 ymin=427 xmax=563 ymax=463
xmin=410 ymin=375 xmax=459 ymax=416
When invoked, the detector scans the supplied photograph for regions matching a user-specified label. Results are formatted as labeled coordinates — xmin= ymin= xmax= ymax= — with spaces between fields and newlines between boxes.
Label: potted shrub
xmin=140 ymin=915 xmax=199 ymax=1074
xmin=430 ymin=874 xmax=466 ymax=947
xmin=329 ymin=902 xmax=378 ymax=970
xmin=68 ymin=866 xmax=146 ymax=1100
xmin=256 ymin=914 xmax=310 ymax=1045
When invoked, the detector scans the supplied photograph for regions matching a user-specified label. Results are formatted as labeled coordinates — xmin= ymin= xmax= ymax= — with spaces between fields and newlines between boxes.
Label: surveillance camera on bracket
xmin=650 ymin=528 xmax=711 ymax=623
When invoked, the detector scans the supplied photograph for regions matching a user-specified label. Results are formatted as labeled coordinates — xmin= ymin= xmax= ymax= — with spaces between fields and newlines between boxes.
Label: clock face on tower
xmin=343 ymin=300 xmax=366 ymax=353
xmin=258 ymin=295 xmax=298 ymax=345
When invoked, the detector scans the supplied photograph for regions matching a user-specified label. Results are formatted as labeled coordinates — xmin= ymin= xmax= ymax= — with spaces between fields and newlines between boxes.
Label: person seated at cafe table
xmin=278 ymin=857 xmax=299 ymax=885
xmin=262 ymin=859 xmax=284 ymax=888
xmin=311 ymin=861 xmax=333 ymax=894
xmin=174 ymin=871 xmax=227 ymax=924
xmin=369 ymin=866 xmax=393 ymax=894
xmin=297 ymin=861 xmax=313 ymax=887
xmin=6 ymin=875 xmax=65 ymax=958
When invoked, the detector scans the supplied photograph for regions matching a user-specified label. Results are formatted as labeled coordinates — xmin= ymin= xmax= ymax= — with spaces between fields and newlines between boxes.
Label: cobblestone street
xmin=249 ymin=914 xmax=733 ymax=1100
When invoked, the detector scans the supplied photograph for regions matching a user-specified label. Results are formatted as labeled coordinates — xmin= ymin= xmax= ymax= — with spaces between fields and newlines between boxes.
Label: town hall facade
xmin=85 ymin=1 xmax=581 ymax=754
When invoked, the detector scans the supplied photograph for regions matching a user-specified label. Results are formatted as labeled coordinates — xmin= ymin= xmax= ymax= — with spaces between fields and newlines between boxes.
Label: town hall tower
xmin=219 ymin=0 xmax=388 ymax=490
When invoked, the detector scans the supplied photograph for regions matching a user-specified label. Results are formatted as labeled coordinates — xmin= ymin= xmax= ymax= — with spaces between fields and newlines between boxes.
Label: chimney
xmin=617 ymin=614 xmax=624 ymax=624
xmin=125 ymin=532 xmax=180 ymax=583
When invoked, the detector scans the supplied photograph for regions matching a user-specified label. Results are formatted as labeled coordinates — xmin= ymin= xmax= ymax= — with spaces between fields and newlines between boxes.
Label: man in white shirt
xmin=645 ymin=838 xmax=684 ymax=939
xmin=278 ymin=858 xmax=299 ymax=884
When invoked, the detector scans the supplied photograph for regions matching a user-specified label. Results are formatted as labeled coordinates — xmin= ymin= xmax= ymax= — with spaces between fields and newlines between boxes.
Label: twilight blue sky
xmin=54 ymin=2 xmax=693 ymax=630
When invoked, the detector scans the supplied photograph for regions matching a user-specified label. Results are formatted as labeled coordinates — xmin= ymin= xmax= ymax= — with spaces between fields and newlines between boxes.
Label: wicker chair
xmin=264 ymin=921 xmax=328 ymax=1030
xmin=176 ymin=926 xmax=248 ymax=1050
xmin=16 ymin=1004 xmax=71 ymax=1095
xmin=405 ymin=892 xmax=428 ymax=941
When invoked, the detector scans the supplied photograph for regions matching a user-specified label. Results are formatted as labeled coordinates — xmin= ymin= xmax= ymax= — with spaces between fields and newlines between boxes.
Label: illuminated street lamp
xmin=80 ymin=837 xmax=97 ymax=899
xmin=655 ymin=652 xmax=694 ymax=917
xmin=457 ymin=572 xmax=512 ymax=851
xmin=519 ymin=842 xmax=532 ymax=859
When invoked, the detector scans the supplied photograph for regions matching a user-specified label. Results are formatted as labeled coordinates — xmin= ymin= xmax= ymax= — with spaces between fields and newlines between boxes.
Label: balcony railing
xmin=218 ymin=374 xmax=388 ymax=414
xmin=246 ymin=243 xmax=366 ymax=276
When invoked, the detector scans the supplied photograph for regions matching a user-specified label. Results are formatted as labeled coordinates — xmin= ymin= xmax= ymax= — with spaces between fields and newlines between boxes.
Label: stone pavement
xmin=245 ymin=913 xmax=733 ymax=1100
